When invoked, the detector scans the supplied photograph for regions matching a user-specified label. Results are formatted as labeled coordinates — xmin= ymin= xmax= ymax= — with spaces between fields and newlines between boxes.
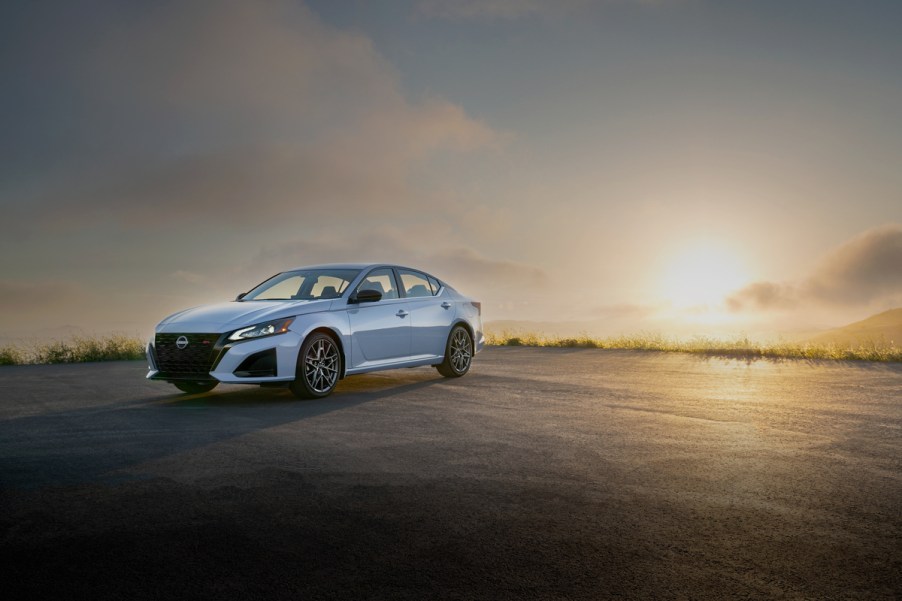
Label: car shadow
xmin=162 ymin=370 xmax=442 ymax=405
xmin=0 ymin=371 xmax=445 ymax=490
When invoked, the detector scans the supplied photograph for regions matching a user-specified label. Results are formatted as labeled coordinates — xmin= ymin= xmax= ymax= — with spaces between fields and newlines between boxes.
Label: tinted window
xmin=399 ymin=270 xmax=434 ymax=298
xmin=310 ymin=275 xmax=350 ymax=298
xmin=356 ymin=268 xmax=399 ymax=300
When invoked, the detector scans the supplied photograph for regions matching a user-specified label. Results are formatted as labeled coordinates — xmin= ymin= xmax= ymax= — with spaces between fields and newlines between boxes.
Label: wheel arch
xmin=451 ymin=319 xmax=475 ymax=350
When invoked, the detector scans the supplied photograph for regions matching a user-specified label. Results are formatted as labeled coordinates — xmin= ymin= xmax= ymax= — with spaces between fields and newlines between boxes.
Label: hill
xmin=809 ymin=308 xmax=902 ymax=347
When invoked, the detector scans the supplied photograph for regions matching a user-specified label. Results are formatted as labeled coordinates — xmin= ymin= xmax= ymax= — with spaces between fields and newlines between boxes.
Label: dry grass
xmin=0 ymin=334 xmax=146 ymax=365
xmin=486 ymin=331 xmax=902 ymax=363
xmin=2 ymin=332 xmax=899 ymax=366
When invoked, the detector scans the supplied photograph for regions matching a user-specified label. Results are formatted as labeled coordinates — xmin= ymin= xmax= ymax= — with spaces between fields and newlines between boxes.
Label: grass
xmin=0 ymin=334 xmax=146 ymax=366
xmin=485 ymin=331 xmax=902 ymax=363
xmin=0 ymin=332 xmax=899 ymax=366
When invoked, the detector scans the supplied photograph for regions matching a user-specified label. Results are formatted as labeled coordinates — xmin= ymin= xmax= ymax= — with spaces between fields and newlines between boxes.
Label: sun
xmin=659 ymin=241 xmax=749 ymax=309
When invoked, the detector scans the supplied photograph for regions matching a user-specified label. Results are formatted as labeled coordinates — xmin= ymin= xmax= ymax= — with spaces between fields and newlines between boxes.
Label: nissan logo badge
xmin=176 ymin=336 xmax=189 ymax=350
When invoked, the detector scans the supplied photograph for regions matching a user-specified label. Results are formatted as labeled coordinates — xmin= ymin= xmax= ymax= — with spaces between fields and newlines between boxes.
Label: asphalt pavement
xmin=1 ymin=348 xmax=901 ymax=599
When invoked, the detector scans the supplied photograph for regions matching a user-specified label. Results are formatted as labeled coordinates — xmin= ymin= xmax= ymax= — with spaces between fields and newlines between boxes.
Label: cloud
xmin=415 ymin=0 xmax=579 ymax=20
xmin=171 ymin=271 xmax=208 ymax=285
xmin=6 ymin=0 xmax=500 ymax=228
xmin=805 ymin=224 xmax=902 ymax=304
xmin=726 ymin=282 xmax=798 ymax=311
xmin=426 ymin=247 xmax=547 ymax=290
xmin=0 ymin=280 xmax=83 ymax=317
xmin=728 ymin=224 xmax=902 ymax=311
xmin=241 ymin=226 xmax=547 ymax=299
xmin=592 ymin=303 xmax=657 ymax=319
xmin=413 ymin=0 xmax=669 ymax=20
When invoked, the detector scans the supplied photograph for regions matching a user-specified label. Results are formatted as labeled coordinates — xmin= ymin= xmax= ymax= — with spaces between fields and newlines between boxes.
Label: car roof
xmin=285 ymin=263 xmax=374 ymax=270
xmin=284 ymin=263 xmax=435 ymax=275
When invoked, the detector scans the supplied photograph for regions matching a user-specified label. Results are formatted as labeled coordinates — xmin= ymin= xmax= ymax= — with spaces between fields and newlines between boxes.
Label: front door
xmin=347 ymin=268 xmax=411 ymax=367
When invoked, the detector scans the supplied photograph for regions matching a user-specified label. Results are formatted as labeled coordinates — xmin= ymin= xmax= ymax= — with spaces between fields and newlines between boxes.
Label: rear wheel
xmin=173 ymin=380 xmax=218 ymax=394
xmin=436 ymin=325 xmax=472 ymax=378
xmin=290 ymin=332 xmax=342 ymax=399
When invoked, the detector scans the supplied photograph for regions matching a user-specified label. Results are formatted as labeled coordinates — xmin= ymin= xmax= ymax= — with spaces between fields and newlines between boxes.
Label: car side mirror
xmin=235 ymin=292 xmax=247 ymax=301
xmin=350 ymin=289 xmax=382 ymax=304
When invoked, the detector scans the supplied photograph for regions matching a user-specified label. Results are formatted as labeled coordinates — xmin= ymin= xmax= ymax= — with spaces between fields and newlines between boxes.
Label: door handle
xmin=396 ymin=310 xmax=409 ymax=318
xmin=441 ymin=302 xmax=452 ymax=309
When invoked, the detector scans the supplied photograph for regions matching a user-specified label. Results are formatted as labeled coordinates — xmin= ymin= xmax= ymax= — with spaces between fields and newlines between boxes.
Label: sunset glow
xmin=1 ymin=1 xmax=901 ymax=342
xmin=659 ymin=242 xmax=750 ymax=310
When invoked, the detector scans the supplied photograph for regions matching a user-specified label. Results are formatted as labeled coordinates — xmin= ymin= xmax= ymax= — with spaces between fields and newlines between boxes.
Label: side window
xmin=310 ymin=275 xmax=350 ymax=299
xmin=427 ymin=276 xmax=441 ymax=295
xmin=399 ymin=269 xmax=434 ymax=298
xmin=356 ymin=268 xmax=399 ymax=300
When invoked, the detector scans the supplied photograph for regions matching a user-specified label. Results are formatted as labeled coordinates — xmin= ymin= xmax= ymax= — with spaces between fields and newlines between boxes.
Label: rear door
xmin=347 ymin=268 xmax=411 ymax=366
xmin=398 ymin=268 xmax=455 ymax=359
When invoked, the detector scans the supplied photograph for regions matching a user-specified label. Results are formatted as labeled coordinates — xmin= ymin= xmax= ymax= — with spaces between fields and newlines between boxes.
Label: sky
xmin=2 ymin=0 xmax=901 ymax=340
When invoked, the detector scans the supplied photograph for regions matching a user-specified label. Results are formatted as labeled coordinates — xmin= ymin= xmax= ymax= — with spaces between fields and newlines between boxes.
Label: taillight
xmin=471 ymin=301 xmax=481 ymax=315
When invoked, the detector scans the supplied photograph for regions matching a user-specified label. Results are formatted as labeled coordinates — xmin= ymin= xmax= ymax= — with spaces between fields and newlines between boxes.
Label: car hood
xmin=157 ymin=299 xmax=336 ymax=333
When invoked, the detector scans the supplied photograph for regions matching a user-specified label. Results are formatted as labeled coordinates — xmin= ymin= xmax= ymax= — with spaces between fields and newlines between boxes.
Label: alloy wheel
xmin=450 ymin=328 xmax=472 ymax=373
xmin=304 ymin=337 xmax=339 ymax=393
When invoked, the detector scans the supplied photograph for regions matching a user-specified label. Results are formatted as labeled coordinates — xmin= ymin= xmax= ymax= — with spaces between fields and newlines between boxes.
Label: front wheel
xmin=436 ymin=325 xmax=473 ymax=378
xmin=173 ymin=380 xmax=218 ymax=394
xmin=290 ymin=333 xmax=342 ymax=399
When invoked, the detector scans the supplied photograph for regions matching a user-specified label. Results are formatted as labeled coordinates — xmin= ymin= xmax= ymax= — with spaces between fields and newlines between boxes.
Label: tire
xmin=173 ymin=380 xmax=218 ymax=394
xmin=436 ymin=325 xmax=473 ymax=378
xmin=290 ymin=332 xmax=342 ymax=399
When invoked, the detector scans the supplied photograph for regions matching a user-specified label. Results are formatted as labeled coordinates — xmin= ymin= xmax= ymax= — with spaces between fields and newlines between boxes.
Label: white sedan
xmin=147 ymin=264 xmax=484 ymax=398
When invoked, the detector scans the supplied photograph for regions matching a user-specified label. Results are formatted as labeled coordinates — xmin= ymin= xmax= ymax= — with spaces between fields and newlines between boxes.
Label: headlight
xmin=228 ymin=317 xmax=295 ymax=341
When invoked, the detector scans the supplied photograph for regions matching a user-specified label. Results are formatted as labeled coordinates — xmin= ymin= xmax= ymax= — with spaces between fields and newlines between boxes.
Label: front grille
xmin=154 ymin=333 xmax=220 ymax=377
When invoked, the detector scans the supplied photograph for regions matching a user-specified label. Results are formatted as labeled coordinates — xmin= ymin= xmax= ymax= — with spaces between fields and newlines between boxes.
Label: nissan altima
xmin=146 ymin=264 xmax=484 ymax=398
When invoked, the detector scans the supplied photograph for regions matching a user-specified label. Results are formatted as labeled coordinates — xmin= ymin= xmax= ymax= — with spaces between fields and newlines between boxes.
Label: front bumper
xmin=147 ymin=331 xmax=303 ymax=384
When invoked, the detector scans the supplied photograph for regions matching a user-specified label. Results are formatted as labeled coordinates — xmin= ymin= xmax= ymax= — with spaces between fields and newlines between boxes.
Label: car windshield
xmin=242 ymin=269 xmax=361 ymax=301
